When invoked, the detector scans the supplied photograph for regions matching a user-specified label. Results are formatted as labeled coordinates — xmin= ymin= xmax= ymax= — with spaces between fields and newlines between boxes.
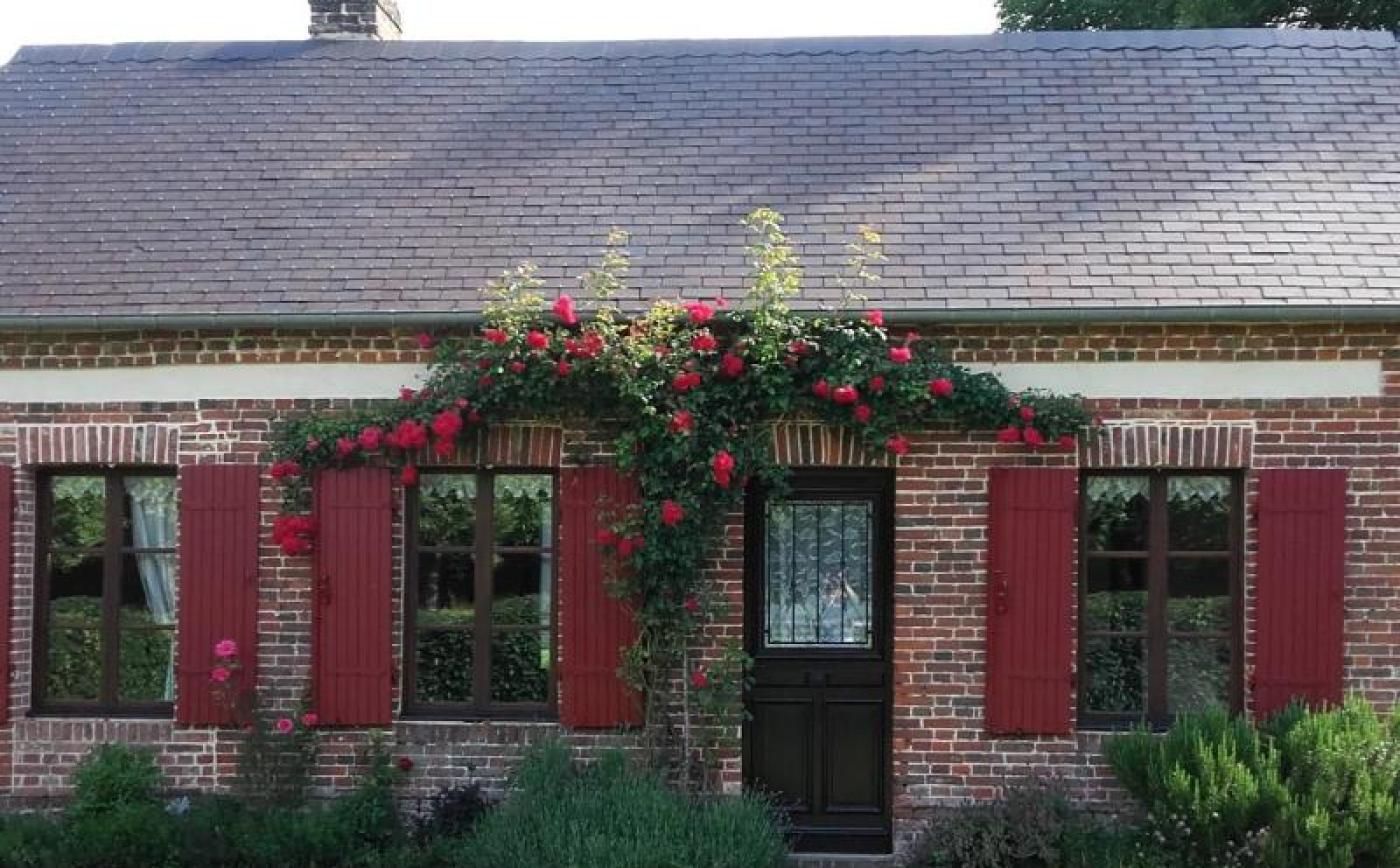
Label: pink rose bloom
xmin=275 ymin=717 xmax=294 ymax=734
xmin=300 ymin=712 xmax=319 ymax=728
xmin=214 ymin=639 xmax=238 ymax=659
xmin=210 ymin=666 xmax=231 ymax=684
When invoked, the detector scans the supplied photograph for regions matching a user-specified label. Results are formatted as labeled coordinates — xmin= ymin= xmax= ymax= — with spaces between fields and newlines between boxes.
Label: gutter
xmin=0 ymin=305 xmax=1395 ymax=332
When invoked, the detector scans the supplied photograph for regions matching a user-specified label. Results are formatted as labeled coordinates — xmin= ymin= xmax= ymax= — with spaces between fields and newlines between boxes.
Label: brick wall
xmin=0 ymin=321 xmax=1395 ymax=848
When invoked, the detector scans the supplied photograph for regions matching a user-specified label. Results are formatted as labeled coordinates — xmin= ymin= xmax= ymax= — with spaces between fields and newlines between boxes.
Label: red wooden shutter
xmin=313 ymin=467 xmax=393 ymax=726
xmin=1254 ymin=469 xmax=1347 ymax=718
xmin=559 ymin=466 xmax=642 ymax=729
xmin=985 ymin=467 xmax=1076 ymax=736
xmin=176 ymin=464 xmax=262 ymax=725
xmin=0 ymin=465 xmax=13 ymax=725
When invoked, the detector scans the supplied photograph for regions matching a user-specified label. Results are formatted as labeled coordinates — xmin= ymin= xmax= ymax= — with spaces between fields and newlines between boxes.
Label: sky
xmin=1 ymin=0 xmax=999 ymax=64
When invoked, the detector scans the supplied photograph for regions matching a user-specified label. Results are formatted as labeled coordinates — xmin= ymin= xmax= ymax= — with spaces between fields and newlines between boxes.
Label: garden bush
xmin=455 ymin=741 xmax=787 ymax=868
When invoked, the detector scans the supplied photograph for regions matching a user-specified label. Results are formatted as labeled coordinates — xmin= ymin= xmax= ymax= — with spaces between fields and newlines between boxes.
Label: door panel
xmin=744 ymin=470 xmax=893 ymax=854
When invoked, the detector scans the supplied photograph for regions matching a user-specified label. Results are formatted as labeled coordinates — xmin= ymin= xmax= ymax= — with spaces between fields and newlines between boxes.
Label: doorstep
xmin=788 ymin=854 xmax=900 ymax=868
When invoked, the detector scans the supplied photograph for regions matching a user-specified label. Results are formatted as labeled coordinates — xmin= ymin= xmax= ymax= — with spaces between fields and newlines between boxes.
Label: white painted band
xmin=968 ymin=360 xmax=1382 ymax=399
xmin=0 ymin=359 xmax=1382 ymax=403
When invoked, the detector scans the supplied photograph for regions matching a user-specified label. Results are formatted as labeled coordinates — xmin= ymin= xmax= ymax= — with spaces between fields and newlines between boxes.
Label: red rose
xmin=832 ymin=385 xmax=859 ymax=406
xmin=853 ymin=404 xmax=872 ymax=424
xmin=1020 ymin=405 xmax=1037 ymax=422
xmin=866 ymin=309 xmax=885 ymax=327
xmin=553 ymin=294 xmax=579 ymax=326
xmin=416 ymin=333 xmax=436 ymax=350
xmin=392 ymin=419 xmax=429 ymax=450
xmin=270 ymin=460 xmax=302 ymax=481
xmin=885 ymin=434 xmax=910 ymax=455
xmin=617 ymin=537 xmax=635 ymax=558
xmin=711 ymin=450 xmax=736 ymax=488
xmin=510 ymin=360 xmax=527 ymax=374
xmin=432 ymin=410 xmax=463 ymax=441
xmin=357 ymin=426 xmax=383 ymax=451
xmin=788 ymin=339 xmax=810 ymax=355
xmin=661 ymin=500 xmax=685 ymax=526
xmin=690 ymin=668 xmax=709 ymax=689
xmin=397 ymin=757 xmax=414 ymax=773
xmin=1058 ymin=435 xmax=1077 ymax=452
xmin=477 ymin=374 xmax=494 ymax=389
xmin=996 ymin=426 xmax=1022 ymax=444
xmin=596 ymin=529 xmax=618 ymax=546
xmin=1023 ymin=427 xmax=1046 ymax=448
xmin=669 ymin=410 xmax=694 ymax=434
xmin=867 ymin=375 xmax=886 ymax=394
xmin=335 ymin=437 xmax=357 ymax=459
xmin=929 ymin=378 xmax=955 ymax=399
xmin=526 ymin=330 xmax=549 ymax=350
xmin=467 ymin=410 xmax=482 ymax=425
xmin=719 ymin=353 xmax=745 ymax=378
xmin=812 ymin=379 xmax=831 ymax=400
xmin=672 ymin=372 xmax=702 ymax=392
xmin=482 ymin=328 xmax=509 ymax=345
xmin=691 ymin=332 xmax=718 ymax=353
xmin=684 ymin=595 xmax=700 ymax=613
xmin=476 ymin=358 xmax=492 ymax=370
xmin=683 ymin=301 xmax=715 ymax=325
xmin=888 ymin=346 xmax=912 ymax=365
xmin=401 ymin=465 xmax=419 ymax=486
xmin=556 ymin=359 xmax=573 ymax=377
xmin=399 ymin=387 xmax=416 ymax=402
xmin=455 ymin=398 xmax=469 ymax=409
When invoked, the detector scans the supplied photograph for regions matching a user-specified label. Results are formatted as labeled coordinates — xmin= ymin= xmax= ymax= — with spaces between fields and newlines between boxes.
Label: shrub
xmin=58 ymin=802 xmax=180 ymax=868
xmin=926 ymin=776 xmax=1091 ymax=868
xmin=0 ymin=813 xmax=63 ymax=868
xmin=69 ymin=743 xmax=163 ymax=818
xmin=1105 ymin=706 xmax=1282 ymax=864
xmin=413 ymin=782 xmax=492 ymax=843
xmin=457 ymin=741 xmax=787 ymax=868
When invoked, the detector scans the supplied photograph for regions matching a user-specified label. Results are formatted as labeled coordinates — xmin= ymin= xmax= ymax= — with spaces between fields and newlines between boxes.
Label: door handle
xmin=991 ymin=570 xmax=1010 ymax=615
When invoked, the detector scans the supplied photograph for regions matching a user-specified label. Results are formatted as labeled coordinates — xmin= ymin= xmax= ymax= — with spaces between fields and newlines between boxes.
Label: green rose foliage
xmin=268 ymin=209 xmax=1093 ymax=722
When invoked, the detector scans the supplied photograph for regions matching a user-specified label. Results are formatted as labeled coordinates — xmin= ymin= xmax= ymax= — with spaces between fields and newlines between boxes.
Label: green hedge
xmin=416 ymin=595 xmax=549 ymax=704
xmin=46 ymin=599 xmax=171 ymax=703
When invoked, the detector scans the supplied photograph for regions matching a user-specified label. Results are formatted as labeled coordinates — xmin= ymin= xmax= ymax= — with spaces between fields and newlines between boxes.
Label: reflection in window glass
xmin=50 ymin=476 xmax=105 ymax=550
xmin=1084 ymin=559 xmax=1147 ymax=632
xmin=1081 ymin=637 xmax=1145 ymax=714
xmin=47 ymin=626 xmax=102 ymax=701
xmin=765 ymin=501 xmax=872 ymax=647
xmin=120 ymin=629 xmax=175 ymax=702
xmin=415 ymin=630 xmax=472 ymax=703
xmin=418 ymin=475 xmax=476 ymax=547
xmin=490 ymin=631 xmax=550 ymax=703
xmin=416 ymin=553 xmax=474 ymax=618
xmin=494 ymin=475 xmax=553 ymax=547
xmin=1085 ymin=476 xmax=1149 ymax=551
xmin=1168 ymin=476 xmax=1232 ymax=551
xmin=1168 ymin=637 xmax=1230 ymax=713
xmin=1168 ymin=558 xmax=1231 ymax=633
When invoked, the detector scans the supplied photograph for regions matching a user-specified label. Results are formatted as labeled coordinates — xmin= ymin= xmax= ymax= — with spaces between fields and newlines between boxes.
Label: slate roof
xmin=1 ymin=28 xmax=1398 ymax=323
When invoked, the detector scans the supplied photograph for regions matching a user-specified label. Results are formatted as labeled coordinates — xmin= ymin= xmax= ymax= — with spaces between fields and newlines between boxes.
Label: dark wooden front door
xmin=743 ymin=470 xmax=892 ymax=854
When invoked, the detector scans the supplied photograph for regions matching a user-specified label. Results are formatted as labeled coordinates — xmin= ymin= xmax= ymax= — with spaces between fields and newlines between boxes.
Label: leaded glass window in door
xmin=764 ymin=500 xmax=873 ymax=648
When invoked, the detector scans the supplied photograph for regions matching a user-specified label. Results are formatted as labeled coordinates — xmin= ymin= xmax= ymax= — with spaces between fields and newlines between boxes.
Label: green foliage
xmin=231 ymin=709 xmax=320 ymax=808
xmin=414 ymin=596 xmax=549 ymax=703
xmin=45 ymin=599 xmax=170 ymax=702
xmin=412 ymin=783 xmax=492 ymax=844
xmin=70 ymin=743 xmax=163 ymax=819
xmin=997 ymin=0 xmax=1400 ymax=31
xmin=1106 ymin=700 xmax=1400 ymax=867
xmin=457 ymin=740 xmax=788 ymax=868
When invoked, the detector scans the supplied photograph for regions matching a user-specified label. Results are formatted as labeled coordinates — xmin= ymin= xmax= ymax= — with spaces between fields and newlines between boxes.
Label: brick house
xmin=0 ymin=3 xmax=1397 ymax=856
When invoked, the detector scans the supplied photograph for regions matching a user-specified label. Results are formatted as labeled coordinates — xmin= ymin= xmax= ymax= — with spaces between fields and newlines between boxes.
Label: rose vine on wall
xmin=265 ymin=209 xmax=1092 ymax=785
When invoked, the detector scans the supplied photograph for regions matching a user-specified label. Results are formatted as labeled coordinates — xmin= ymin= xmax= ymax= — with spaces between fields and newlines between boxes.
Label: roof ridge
xmin=8 ymin=28 xmax=1398 ymax=65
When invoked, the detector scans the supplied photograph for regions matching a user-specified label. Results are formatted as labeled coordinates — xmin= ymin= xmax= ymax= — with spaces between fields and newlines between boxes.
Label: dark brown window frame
xmin=32 ymin=466 xmax=178 ymax=717
xmin=1077 ymin=469 xmax=1244 ymax=730
xmin=402 ymin=468 xmax=559 ymax=720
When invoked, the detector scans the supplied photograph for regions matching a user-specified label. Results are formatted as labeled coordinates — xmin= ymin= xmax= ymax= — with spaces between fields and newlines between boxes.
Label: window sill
xmin=399 ymin=709 xmax=558 ymax=725
xmin=26 ymin=708 xmax=174 ymax=722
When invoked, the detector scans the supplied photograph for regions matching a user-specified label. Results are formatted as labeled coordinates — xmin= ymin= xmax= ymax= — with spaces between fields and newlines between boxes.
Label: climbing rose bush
xmin=265 ymin=210 xmax=1092 ymax=771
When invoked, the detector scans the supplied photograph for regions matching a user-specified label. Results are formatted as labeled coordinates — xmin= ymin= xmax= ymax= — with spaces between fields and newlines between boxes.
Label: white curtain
xmin=125 ymin=477 xmax=178 ymax=700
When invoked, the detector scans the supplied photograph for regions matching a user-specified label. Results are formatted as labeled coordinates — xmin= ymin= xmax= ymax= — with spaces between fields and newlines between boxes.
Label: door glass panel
xmin=1083 ymin=559 xmax=1147 ymax=632
xmin=765 ymin=500 xmax=873 ymax=648
xmin=418 ymin=475 xmax=476 ymax=547
xmin=1168 ymin=476 xmax=1232 ymax=551
xmin=1168 ymin=557 xmax=1231 ymax=633
xmin=1168 ymin=637 xmax=1230 ymax=713
xmin=1084 ymin=476 xmax=1149 ymax=551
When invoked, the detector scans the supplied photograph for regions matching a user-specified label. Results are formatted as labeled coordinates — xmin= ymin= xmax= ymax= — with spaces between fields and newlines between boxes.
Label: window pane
xmin=415 ymin=630 xmax=472 ymax=703
xmin=1084 ymin=559 xmax=1147 ymax=632
xmin=416 ymin=553 xmax=474 ymax=619
xmin=122 ymin=476 xmax=177 ymax=549
xmin=1168 ymin=558 xmax=1231 ymax=633
xmin=120 ymin=553 xmax=177 ymax=626
xmin=50 ymin=476 xmax=106 ymax=549
xmin=47 ymin=626 xmax=102 ymax=701
xmin=493 ymin=552 xmax=551 ymax=629
xmin=1168 ymin=637 xmax=1231 ymax=713
xmin=1084 ymin=476 xmax=1149 ymax=551
xmin=120 ymin=629 xmax=174 ymax=702
xmin=419 ymin=475 xmax=476 ymax=547
xmin=764 ymin=501 xmax=872 ymax=647
xmin=494 ymin=475 xmax=553 ymax=547
xmin=1081 ymin=637 xmax=1145 ymax=714
xmin=1168 ymin=476 xmax=1232 ymax=551
xmin=49 ymin=553 xmax=103 ymax=623
xmin=490 ymin=630 xmax=549 ymax=703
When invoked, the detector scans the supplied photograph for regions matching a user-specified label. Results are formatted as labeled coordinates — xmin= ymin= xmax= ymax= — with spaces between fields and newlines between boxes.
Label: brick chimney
xmin=308 ymin=1 xmax=403 ymax=40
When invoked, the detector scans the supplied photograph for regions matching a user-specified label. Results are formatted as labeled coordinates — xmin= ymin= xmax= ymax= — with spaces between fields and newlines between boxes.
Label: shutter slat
xmin=0 ymin=465 xmax=13 ymax=725
xmin=176 ymin=464 xmax=261 ymax=726
xmin=559 ymin=466 xmax=642 ymax=729
xmin=1254 ymin=469 xmax=1347 ymax=717
xmin=985 ymin=467 xmax=1076 ymax=736
xmin=314 ymin=467 xmax=393 ymax=726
